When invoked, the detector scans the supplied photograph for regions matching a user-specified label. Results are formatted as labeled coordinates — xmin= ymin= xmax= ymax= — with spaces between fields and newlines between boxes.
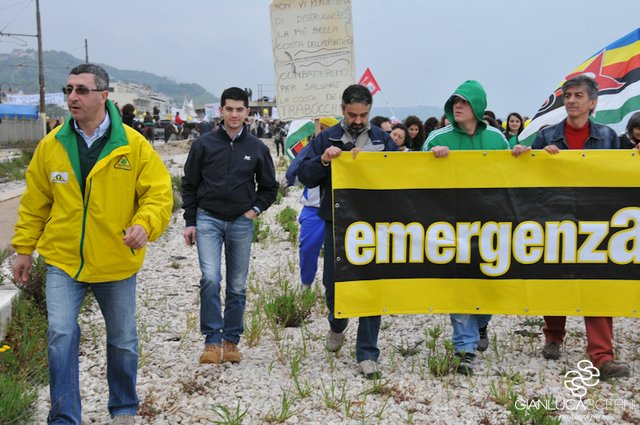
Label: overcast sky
xmin=0 ymin=0 xmax=637 ymax=118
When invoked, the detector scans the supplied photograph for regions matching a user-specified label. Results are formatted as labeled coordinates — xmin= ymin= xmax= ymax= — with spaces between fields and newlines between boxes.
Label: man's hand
xmin=183 ymin=226 xmax=196 ymax=246
xmin=512 ymin=145 xmax=531 ymax=157
xmin=123 ymin=224 xmax=148 ymax=250
xmin=431 ymin=146 xmax=450 ymax=158
xmin=12 ymin=254 xmax=32 ymax=284
xmin=543 ymin=145 xmax=561 ymax=155
xmin=321 ymin=146 xmax=342 ymax=164
xmin=244 ymin=209 xmax=258 ymax=220
xmin=351 ymin=147 xmax=362 ymax=159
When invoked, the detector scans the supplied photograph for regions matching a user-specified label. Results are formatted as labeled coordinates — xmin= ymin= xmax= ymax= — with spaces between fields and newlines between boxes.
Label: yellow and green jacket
xmin=12 ymin=100 xmax=173 ymax=282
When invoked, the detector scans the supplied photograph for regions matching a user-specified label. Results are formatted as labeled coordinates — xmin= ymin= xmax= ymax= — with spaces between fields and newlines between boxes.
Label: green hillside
xmin=0 ymin=49 xmax=217 ymax=104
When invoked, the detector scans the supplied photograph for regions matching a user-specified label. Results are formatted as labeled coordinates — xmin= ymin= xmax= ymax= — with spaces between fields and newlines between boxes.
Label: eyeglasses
xmin=62 ymin=86 xmax=105 ymax=95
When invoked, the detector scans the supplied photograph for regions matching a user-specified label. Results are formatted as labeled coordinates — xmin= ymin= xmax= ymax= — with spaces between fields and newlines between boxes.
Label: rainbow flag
xmin=519 ymin=28 xmax=640 ymax=146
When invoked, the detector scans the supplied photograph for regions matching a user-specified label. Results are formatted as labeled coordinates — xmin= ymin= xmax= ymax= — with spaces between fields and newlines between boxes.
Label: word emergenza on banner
xmin=331 ymin=151 xmax=640 ymax=318
xmin=344 ymin=208 xmax=640 ymax=277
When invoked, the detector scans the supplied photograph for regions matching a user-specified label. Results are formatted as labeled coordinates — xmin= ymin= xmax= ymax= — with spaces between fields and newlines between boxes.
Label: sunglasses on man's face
xmin=62 ymin=86 xmax=104 ymax=96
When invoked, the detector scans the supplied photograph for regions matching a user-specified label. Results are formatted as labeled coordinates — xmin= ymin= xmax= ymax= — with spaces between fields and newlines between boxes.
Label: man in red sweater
xmin=513 ymin=75 xmax=627 ymax=380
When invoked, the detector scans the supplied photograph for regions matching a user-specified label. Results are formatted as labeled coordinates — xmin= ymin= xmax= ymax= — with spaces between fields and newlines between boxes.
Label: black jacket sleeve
xmin=181 ymin=140 xmax=203 ymax=227
xmin=254 ymin=142 xmax=279 ymax=212
xmin=297 ymin=135 xmax=330 ymax=189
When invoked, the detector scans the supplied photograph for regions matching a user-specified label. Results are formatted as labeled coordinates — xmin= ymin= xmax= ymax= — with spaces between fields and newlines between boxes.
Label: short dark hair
xmin=391 ymin=123 xmax=409 ymax=147
xmin=626 ymin=111 xmax=640 ymax=134
xmin=69 ymin=63 xmax=109 ymax=90
xmin=342 ymin=84 xmax=372 ymax=106
xmin=370 ymin=115 xmax=391 ymax=127
xmin=221 ymin=87 xmax=249 ymax=108
xmin=562 ymin=74 xmax=599 ymax=100
xmin=483 ymin=110 xmax=496 ymax=120
xmin=121 ymin=103 xmax=135 ymax=115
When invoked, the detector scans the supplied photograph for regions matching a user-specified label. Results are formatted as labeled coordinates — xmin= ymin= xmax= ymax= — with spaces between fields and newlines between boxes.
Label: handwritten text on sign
xmin=270 ymin=0 xmax=355 ymax=120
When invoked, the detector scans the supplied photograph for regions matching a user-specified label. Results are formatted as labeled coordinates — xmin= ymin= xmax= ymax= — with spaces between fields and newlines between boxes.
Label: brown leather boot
xmin=199 ymin=344 xmax=223 ymax=364
xmin=222 ymin=340 xmax=242 ymax=363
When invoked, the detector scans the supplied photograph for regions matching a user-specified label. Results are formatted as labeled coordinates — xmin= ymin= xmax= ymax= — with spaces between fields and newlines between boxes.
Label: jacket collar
xmin=549 ymin=117 xmax=603 ymax=143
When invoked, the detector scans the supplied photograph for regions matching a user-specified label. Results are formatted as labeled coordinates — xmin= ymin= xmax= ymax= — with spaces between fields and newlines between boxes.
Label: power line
xmin=0 ymin=0 xmax=33 ymax=33
xmin=0 ymin=0 xmax=31 ymax=12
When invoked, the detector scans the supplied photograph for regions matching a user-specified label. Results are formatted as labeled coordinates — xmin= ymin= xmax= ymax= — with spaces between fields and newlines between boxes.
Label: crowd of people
xmin=10 ymin=62 xmax=639 ymax=424
xmin=286 ymin=76 xmax=638 ymax=383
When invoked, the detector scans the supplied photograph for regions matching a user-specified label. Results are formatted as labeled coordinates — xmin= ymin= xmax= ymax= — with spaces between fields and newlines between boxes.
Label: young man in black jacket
xmin=182 ymin=87 xmax=278 ymax=365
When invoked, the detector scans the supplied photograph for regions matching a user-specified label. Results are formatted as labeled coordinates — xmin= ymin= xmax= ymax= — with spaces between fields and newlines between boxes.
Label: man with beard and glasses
xmin=298 ymin=84 xmax=396 ymax=379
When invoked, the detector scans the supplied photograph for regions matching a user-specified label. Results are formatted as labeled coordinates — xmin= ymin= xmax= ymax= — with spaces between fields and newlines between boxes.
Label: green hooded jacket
xmin=422 ymin=80 xmax=509 ymax=151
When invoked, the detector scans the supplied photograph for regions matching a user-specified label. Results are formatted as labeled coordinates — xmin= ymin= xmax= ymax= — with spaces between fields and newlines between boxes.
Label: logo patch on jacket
xmin=114 ymin=155 xmax=132 ymax=171
xmin=50 ymin=172 xmax=68 ymax=184
xmin=244 ymin=155 xmax=251 ymax=161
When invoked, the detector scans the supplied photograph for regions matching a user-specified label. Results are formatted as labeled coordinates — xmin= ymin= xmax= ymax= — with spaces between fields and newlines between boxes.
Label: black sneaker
xmin=477 ymin=325 xmax=489 ymax=352
xmin=455 ymin=352 xmax=475 ymax=376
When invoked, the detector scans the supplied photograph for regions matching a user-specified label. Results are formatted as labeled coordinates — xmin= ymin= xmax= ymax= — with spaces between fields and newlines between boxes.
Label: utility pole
xmin=35 ymin=0 xmax=45 ymax=114
xmin=84 ymin=39 xmax=89 ymax=63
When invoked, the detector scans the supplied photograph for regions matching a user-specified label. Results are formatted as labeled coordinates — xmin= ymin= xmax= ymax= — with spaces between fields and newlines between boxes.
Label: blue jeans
xmin=450 ymin=313 xmax=492 ymax=353
xmin=298 ymin=206 xmax=324 ymax=285
xmin=196 ymin=209 xmax=253 ymax=345
xmin=323 ymin=223 xmax=380 ymax=362
xmin=45 ymin=265 xmax=138 ymax=424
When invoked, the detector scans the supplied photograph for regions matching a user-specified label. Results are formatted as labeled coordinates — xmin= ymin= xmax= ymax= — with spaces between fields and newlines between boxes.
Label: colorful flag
xmin=519 ymin=28 xmax=640 ymax=146
xmin=285 ymin=119 xmax=316 ymax=160
xmin=358 ymin=67 xmax=382 ymax=96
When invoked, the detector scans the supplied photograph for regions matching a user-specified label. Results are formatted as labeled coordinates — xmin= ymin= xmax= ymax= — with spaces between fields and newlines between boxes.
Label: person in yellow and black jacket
xmin=12 ymin=64 xmax=173 ymax=425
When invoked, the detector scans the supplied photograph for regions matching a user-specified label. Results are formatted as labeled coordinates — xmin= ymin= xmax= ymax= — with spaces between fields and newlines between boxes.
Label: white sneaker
xmin=358 ymin=360 xmax=382 ymax=380
xmin=325 ymin=329 xmax=345 ymax=352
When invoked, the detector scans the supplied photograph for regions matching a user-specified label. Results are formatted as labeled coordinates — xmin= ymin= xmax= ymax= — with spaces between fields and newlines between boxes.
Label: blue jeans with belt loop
xmin=45 ymin=265 xmax=139 ymax=424
xmin=196 ymin=209 xmax=254 ymax=345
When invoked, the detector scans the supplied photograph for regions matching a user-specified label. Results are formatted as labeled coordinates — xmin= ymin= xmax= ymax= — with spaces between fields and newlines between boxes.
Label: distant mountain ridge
xmin=370 ymin=105 xmax=443 ymax=122
xmin=0 ymin=49 xmax=217 ymax=104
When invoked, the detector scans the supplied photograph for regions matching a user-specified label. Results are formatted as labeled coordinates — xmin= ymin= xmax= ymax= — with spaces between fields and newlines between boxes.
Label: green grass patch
xmin=0 ymin=150 xmax=34 ymax=183
xmin=171 ymin=175 xmax=183 ymax=212
xmin=264 ymin=284 xmax=316 ymax=328
xmin=253 ymin=217 xmax=270 ymax=242
xmin=0 ymin=255 xmax=49 ymax=424
xmin=276 ymin=206 xmax=299 ymax=244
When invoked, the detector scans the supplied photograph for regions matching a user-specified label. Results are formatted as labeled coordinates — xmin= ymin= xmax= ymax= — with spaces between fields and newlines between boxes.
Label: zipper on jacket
xmin=74 ymin=178 xmax=92 ymax=280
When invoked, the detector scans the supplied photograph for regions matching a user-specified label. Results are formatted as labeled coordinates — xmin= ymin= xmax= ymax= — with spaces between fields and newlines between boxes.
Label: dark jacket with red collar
xmin=532 ymin=118 xmax=620 ymax=150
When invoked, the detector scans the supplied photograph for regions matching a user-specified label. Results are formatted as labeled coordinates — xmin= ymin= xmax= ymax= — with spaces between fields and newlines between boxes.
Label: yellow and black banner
xmin=332 ymin=150 xmax=640 ymax=318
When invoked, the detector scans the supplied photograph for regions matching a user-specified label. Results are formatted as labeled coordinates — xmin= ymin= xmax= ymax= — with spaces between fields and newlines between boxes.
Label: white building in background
xmin=108 ymin=82 xmax=174 ymax=118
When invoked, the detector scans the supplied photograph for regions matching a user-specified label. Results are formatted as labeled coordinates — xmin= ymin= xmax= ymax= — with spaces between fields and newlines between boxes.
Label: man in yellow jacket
xmin=12 ymin=64 xmax=173 ymax=425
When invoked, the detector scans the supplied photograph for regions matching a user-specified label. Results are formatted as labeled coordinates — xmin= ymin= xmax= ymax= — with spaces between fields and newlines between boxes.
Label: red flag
xmin=358 ymin=67 xmax=381 ymax=95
